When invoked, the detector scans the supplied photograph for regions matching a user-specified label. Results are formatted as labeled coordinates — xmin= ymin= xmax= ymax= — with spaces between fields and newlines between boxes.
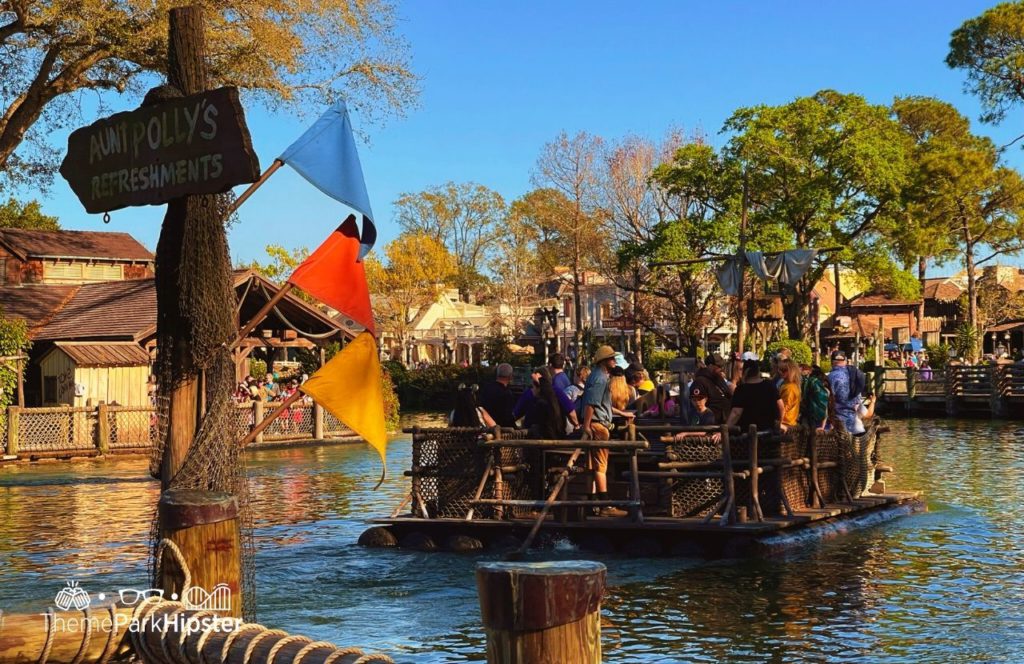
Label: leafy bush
xmin=925 ymin=344 xmax=950 ymax=373
xmin=380 ymin=366 xmax=401 ymax=431
xmin=819 ymin=358 xmax=832 ymax=373
xmin=952 ymin=323 xmax=977 ymax=360
xmin=249 ymin=358 xmax=267 ymax=380
xmin=645 ymin=350 xmax=677 ymax=372
xmin=389 ymin=363 xmax=495 ymax=411
xmin=0 ymin=313 xmax=30 ymax=432
xmin=764 ymin=339 xmax=813 ymax=366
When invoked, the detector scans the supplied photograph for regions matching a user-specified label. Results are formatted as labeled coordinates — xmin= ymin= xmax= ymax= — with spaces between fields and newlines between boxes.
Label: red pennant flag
xmin=288 ymin=214 xmax=375 ymax=333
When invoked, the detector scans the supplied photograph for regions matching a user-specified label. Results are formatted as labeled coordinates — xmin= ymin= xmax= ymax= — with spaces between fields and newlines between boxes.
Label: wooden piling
xmin=96 ymin=402 xmax=110 ymax=454
xmin=476 ymin=561 xmax=605 ymax=664
xmin=158 ymin=489 xmax=243 ymax=618
xmin=7 ymin=405 xmax=18 ymax=456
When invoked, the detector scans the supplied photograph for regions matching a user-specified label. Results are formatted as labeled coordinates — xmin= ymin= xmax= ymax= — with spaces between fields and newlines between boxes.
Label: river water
xmin=1 ymin=417 xmax=1023 ymax=662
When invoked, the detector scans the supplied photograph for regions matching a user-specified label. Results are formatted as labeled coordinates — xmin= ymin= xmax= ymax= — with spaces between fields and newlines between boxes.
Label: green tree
xmin=365 ymin=231 xmax=456 ymax=354
xmin=947 ymin=2 xmax=1024 ymax=125
xmin=0 ymin=0 xmax=418 ymax=189
xmin=528 ymin=131 xmax=610 ymax=351
xmin=394 ymin=181 xmax=505 ymax=300
xmin=724 ymin=90 xmax=912 ymax=339
xmin=0 ymin=197 xmax=59 ymax=229
xmin=888 ymin=97 xmax=970 ymax=326
xmin=241 ymin=244 xmax=309 ymax=283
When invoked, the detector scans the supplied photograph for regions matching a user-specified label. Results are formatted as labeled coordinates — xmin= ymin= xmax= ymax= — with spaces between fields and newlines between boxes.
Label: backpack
xmin=847 ymin=366 xmax=866 ymax=399
xmin=801 ymin=376 xmax=829 ymax=426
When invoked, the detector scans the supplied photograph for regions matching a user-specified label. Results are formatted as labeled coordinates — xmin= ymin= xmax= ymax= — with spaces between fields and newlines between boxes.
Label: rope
xmin=187 ymin=612 xmax=227 ymax=664
xmin=97 ymin=605 xmax=120 ymax=664
xmin=169 ymin=610 xmax=216 ymax=664
xmin=322 ymin=648 xmax=365 ymax=664
xmin=352 ymin=656 xmax=395 ymax=664
xmin=69 ymin=606 xmax=92 ymax=664
xmin=266 ymin=635 xmax=311 ymax=664
xmin=257 ymin=282 xmax=340 ymax=339
xmin=154 ymin=539 xmax=192 ymax=594
xmin=218 ymin=623 xmax=267 ymax=664
xmin=292 ymin=641 xmax=338 ymax=664
xmin=241 ymin=629 xmax=289 ymax=664
xmin=37 ymin=608 xmax=55 ymax=664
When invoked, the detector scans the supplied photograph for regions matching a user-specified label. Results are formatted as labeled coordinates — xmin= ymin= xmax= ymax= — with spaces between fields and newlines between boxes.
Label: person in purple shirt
xmin=549 ymin=353 xmax=571 ymax=396
xmin=514 ymin=366 xmax=579 ymax=432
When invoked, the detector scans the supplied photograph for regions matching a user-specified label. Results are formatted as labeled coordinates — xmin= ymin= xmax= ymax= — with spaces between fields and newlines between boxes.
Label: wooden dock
xmin=876 ymin=364 xmax=1024 ymax=418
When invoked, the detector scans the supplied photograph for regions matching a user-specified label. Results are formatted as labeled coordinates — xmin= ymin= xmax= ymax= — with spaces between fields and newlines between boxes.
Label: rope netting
xmin=149 ymin=192 xmax=257 ymax=621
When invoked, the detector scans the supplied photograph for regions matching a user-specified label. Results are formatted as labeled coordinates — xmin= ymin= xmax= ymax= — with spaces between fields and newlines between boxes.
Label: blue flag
xmin=280 ymin=101 xmax=376 ymax=258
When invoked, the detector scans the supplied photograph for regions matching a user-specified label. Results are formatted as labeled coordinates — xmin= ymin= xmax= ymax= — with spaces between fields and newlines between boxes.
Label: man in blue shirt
xmin=581 ymin=345 xmax=631 ymax=517
xmin=828 ymin=350 xmax=864 ymax=433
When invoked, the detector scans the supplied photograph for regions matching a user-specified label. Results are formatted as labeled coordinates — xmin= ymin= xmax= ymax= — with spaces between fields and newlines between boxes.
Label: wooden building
xmin=0 ymin=230 xmax=353 ymax=405
xmin=38 ymin=341 xmax=151 ymax=407
xmin=0 ymin=228 xmax=153 ymax=286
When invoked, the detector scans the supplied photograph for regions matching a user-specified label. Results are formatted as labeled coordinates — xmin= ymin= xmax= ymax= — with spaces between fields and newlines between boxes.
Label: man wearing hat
xmin=689 ymin=353 xmax=733 ymax=424
xmin=581 ymin=344 xmax=631 ymax=517
xmin=828 ymin=350 xmax=866 ymax=433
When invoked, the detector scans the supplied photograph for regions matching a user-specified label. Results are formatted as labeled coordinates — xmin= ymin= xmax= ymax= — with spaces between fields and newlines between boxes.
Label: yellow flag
xmin=301 ymin=332 xmax=387 ymax=463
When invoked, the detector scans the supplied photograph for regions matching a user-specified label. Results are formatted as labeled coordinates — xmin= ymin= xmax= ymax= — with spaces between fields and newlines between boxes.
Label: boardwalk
xmin=877 ymin=364 xmax=1024 ymax=417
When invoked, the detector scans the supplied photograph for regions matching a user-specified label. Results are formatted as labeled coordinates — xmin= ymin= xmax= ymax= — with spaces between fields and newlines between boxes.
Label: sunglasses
xmin=119 ymin=588 xmax=164 ymax=605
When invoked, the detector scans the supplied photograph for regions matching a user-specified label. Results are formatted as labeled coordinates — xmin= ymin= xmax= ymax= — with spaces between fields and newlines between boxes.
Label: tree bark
xmin=917 ymin=255 xmax=927 ymax=332
xmin=965 ymin=241 xmax=978 ymax=362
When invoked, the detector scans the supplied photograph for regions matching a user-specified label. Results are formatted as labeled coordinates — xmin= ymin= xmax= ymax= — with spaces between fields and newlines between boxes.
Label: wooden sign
xmin=749 ymin=297 xmax=783 ymax=322
xmin=59 ymin=87 xmax=260 ymax=213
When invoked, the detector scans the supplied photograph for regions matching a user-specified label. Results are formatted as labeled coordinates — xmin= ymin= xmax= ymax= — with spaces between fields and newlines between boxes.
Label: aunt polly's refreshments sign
xmin=59 ymin=86 xmax=260 ymax=213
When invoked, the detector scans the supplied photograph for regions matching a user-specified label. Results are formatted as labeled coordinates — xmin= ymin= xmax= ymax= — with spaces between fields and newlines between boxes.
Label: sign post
xmin=60 ymin=87 xmax=259 ymax=213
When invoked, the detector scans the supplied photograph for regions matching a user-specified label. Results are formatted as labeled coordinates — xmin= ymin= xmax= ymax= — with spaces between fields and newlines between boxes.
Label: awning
xmin=985 ymin=320 xmax=1024 ymax=334
xmin=51 ymin=341 xmax=151 ymax=367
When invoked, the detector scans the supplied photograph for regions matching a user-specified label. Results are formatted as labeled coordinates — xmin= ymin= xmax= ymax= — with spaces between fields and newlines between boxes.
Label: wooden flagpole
xmin=229 ymin=281 xmax=295 ymax=350
xmin=237 ymin=389 xmax=304 ymax=448
xmin=225 ymin=159 xmax=284 ymax=217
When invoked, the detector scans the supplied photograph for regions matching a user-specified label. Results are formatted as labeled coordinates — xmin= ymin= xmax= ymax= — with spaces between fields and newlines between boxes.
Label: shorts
xmin=584 ymin=422 xmax=611 ymax=474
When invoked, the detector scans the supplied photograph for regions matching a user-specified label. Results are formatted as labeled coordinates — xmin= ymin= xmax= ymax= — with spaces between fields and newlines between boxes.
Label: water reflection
xmin=1 ymin=418 xmax=1023 ymax=662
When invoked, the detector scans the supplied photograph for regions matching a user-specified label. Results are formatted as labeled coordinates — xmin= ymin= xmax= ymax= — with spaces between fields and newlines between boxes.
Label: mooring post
xmin=158 ymin=488 xmax=243 ymax=618
xmin=96 ymin=402 xmax=111 ymax=454
xmin=7 ymin=405 xmax=19 ymax=456
xmin=476 ymin=561 xmax=605 ymax=664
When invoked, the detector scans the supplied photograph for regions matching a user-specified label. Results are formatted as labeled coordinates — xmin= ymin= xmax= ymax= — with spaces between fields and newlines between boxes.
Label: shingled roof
xmin=922 ymin=278 xmax=963 ymax=302
xmin=0 ymin=284 xmax=78 ymax=334
xmin=33 ymin=279 xmax=156 ymax=341
xmin=0 ymin=228 xmax=153 ymax=262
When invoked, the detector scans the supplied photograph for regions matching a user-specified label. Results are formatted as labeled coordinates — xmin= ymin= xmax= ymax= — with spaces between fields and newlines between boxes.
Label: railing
xmin=946 ymin=365 xmax=994 ymax=399
xmin=880 ymin=368 xmax=945 ymax=398
xmin=875 ymin=363 xmax=1024 ymax=417
xmin=2 ymin=401 xmax=356 ymax=457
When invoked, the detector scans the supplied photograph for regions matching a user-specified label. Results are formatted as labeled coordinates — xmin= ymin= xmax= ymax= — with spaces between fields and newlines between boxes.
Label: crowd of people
xmin=448 ymin=345 xmax=878 ymax=517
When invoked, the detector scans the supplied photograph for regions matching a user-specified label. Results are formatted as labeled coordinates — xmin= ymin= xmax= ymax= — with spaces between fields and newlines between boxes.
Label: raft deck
xmin=367 ymin=422 xmax=925 ymax=556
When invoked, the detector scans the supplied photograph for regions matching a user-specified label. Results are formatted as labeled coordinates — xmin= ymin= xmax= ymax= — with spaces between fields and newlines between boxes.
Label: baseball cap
xmin=705 ymin=353 xmax=724 ymax=367
xmin=831 ymin=350 xmax=847 ymax=362
xmin=741 ymin=351 xmax=759 ymax=361
xmin=689 ymin=385 xmax=708 ymax=399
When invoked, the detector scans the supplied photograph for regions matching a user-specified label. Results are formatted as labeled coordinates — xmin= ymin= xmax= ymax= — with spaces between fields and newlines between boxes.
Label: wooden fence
xmin=877 ymin=363 xmax=1024 ymax=417
xmin=1 ymin=401 xmax=355 ymax=458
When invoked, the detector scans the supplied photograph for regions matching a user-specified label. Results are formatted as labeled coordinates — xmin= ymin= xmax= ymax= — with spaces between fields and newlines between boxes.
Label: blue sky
xmin=22 ymin=1 xmax=1024 ymax=272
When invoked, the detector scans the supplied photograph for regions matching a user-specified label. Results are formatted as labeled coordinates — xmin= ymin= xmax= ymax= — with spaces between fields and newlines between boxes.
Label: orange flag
xmin=288 ymin=214 xmax=375 ymax=333
xmin=300 ymin=332 xmax=387 ymax=465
